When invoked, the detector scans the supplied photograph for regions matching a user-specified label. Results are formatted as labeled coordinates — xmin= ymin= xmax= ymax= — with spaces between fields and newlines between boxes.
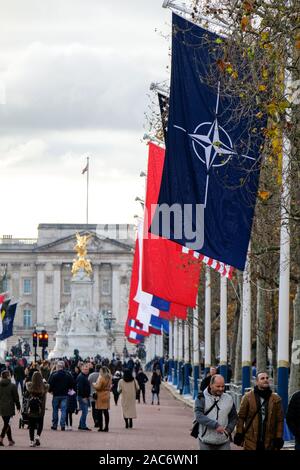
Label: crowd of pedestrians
xmin=0 ymin=353 xmax=160 ymax=448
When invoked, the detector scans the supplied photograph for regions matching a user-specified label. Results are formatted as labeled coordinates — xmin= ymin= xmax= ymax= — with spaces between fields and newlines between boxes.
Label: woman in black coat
xmin=151 ymin=370 xmax=162 ymax=405
xmin=0 ymin=370 xmax=20 ymax=447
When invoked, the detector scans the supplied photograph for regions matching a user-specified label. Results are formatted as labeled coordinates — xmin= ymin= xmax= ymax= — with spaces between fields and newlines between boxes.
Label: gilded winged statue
xmin=71 ymin=233 xmax=93 ymax=276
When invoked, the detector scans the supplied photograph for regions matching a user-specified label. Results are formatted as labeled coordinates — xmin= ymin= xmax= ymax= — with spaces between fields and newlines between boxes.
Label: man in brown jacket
xmin=234 ymin=371 xmax=284 ymax=450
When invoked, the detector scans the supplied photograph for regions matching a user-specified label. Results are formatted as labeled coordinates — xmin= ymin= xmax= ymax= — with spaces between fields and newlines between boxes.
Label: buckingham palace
xmin=0 ymin=223 xmax=135 ymax=357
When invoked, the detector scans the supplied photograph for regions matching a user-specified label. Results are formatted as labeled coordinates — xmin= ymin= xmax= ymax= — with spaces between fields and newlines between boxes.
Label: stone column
xmin=93 ymin=264 xmax=100 ymax=310
xmin=53 ymin=264 xmax=61 ymax=320
xmin=36 ymin=263 xmax=46 ymax=326
xmin=112 ymin=264 xmax=120 ymax=323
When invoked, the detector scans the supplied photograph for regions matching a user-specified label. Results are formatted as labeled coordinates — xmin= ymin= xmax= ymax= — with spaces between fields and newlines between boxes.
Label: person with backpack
xmin=26 ymin=371 xmax=49 ymax=447
xmin=0 ymin=370 xmax=20 ymax=447
xmin=194 ymin=374 xmax=237 ymax=450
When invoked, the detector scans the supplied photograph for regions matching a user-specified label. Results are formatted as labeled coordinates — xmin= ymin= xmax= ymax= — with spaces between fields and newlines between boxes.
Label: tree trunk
xmin=256 ymin=278 xmax=267 ymax=373
xmin=288 ymin=283 xmax=300 ymax=397
xmin=230 ymin=290 xmax=241 ymax=374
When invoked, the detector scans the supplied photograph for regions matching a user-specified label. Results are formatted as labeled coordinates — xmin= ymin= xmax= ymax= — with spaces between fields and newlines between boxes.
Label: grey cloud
xmin=0 ymin=42 xmax=166 ymax=132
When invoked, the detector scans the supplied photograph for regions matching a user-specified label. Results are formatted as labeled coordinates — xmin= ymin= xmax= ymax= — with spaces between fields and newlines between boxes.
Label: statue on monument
xmin=71 ymin=233 xmax=93 ymax=277
xmin=50 ymin=231 xmax=113 ymax=359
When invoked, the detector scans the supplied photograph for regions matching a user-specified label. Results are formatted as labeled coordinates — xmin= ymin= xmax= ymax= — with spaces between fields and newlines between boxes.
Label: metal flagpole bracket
xmin=150 ymin=82 xmax=169 ymax=97
xmin=143 ymin=133 xmax=164 ymax=146
xmin=162 ymin=0 xmax=231 ymax=34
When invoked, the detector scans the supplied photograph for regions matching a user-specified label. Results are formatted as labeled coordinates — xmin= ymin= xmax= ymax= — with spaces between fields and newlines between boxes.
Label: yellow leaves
xmin=241 ymin=16 xmax=249 ymax=31
xmin=256 ymin=111 xmax=263 ymax=119
xmin=259 ymin=84 xmax=267 ymax=92
xmin=261 ymin=32 xmax=269 ymax=42
xmin=267 ymin=102 xmax=277 ymax=116
xmin=266 ymin=100 xmax=290 ymax=118
xmin=277 ymin=99 xmax=290 ymax=113
xmin=217 ymin=59 xmax=238 ymax=79
xmin=262 ymin=68 xmax=268 ymax=80
xmin=258 ymin=190 xmax=271 ymax=201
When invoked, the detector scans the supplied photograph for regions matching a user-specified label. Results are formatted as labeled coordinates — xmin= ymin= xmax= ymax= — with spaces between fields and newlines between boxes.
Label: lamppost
xmin=102 ymin=309 xmax=116 ymax=350
xmin=123 ymin=338 xmax=128 ymax=359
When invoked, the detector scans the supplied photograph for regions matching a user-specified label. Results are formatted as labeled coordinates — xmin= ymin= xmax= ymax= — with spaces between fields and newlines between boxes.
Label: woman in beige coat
xmin=117 ymin=368 xmax=139 ymax=429
xmin=93 ymin=367 xmax=112 ymax=432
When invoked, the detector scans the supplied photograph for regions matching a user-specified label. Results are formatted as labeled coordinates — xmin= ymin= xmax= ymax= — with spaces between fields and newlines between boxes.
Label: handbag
xmin=190 ymin=420 xmax=199 ymax=438
xmin=190 ymin=396 xmax=219 ymax=439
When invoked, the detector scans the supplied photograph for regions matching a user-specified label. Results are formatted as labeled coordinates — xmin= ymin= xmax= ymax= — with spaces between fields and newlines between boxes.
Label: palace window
xmin=102 ymin=279 xmax=111 ymax=295
xmin=63 ymin=279 xmax=71 ymax=294
xmin=23 ymin=309 xmax=32 ymax=328
xmin=23 ymin=278 xmax=32 ymax=294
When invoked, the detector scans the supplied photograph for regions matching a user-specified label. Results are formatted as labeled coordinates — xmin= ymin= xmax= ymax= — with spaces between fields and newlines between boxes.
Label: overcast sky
xmin=0 ymin=0 xmax=170 ymax=238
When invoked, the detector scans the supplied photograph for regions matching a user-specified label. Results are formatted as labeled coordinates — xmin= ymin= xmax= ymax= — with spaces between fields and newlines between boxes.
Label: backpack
xmin=28 ymin=395 xmax=42 ymax=416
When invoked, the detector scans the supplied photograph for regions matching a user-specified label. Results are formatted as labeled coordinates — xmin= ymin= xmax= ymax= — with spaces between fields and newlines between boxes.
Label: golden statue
xmin=71 ymin=233 xmax=93 ymax=277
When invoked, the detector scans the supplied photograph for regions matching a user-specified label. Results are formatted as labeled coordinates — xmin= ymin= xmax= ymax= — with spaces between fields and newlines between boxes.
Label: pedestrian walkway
xmin=1 ymin=382 xmax=197 ymax=450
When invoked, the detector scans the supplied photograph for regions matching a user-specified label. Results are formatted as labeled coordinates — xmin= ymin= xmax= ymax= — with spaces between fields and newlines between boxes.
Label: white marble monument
xmin=49 ymin=234 xmax=112 ymax=359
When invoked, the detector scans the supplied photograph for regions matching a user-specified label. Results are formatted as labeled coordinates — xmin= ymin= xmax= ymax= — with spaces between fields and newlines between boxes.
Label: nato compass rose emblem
xmin=174 ymin=83 xmax=255 ymax=207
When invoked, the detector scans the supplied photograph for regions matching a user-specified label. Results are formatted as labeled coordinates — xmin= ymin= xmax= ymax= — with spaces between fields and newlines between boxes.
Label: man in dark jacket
xmin=136 ymin=369 xmax=148 ymax=404
xmin=0 ymin=370 xmax=20 ymax=446
xmin=234 ymin=371 xmax=284 ymax=450
xmin=200 ymin=367 xmax=217 ymax=392
xmin=13 ymin=359 xmax=26 ymax=394
xmin=76 ymin=363 xmax=91 ymax=430
xmin=286 ymin=390 xmax=300 ymax=450
xmin=48 ymin=361 xmax=74 ymax=431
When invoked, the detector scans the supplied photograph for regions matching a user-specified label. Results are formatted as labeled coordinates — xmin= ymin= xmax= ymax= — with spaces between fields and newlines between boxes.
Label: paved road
xmin=1 ymin=383 xmax=198 ymax=451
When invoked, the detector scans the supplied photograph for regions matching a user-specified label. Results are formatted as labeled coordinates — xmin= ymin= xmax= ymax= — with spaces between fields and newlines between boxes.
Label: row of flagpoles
xmin=125 ymin=1 xmax=291 ymax=415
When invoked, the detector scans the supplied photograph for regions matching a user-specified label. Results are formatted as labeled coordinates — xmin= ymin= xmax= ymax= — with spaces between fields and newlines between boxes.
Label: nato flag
xmin=0 ymin=302 xmax=17 ymax=340
xmin=150 ymin=14 xmax=265 ymax=271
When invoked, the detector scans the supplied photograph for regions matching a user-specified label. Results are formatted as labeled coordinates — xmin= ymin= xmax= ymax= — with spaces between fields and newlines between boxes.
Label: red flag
xmin=142 ymin=142 xmax=201 ymax=307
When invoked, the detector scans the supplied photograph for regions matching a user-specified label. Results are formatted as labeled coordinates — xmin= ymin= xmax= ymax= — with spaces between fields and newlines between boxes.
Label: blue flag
xmin=150 ymin=14 xmax=265 ymax=271
xmin=150 ymin=315 xmax=169 ymax=335
xmin=0 ymin=302 xmax=17 ymax=340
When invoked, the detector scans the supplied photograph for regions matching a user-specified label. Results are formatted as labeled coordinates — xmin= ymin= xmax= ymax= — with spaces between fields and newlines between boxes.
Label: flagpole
xmin=277 ymin=66 xmax=291 ymax=415
xmin=242 ymin=247 xmax=251 ymax=394
xmin=219 ymin=275 xmax=228 ymax=382
xmin=86 ymin=156 xmax=89 ymax=225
